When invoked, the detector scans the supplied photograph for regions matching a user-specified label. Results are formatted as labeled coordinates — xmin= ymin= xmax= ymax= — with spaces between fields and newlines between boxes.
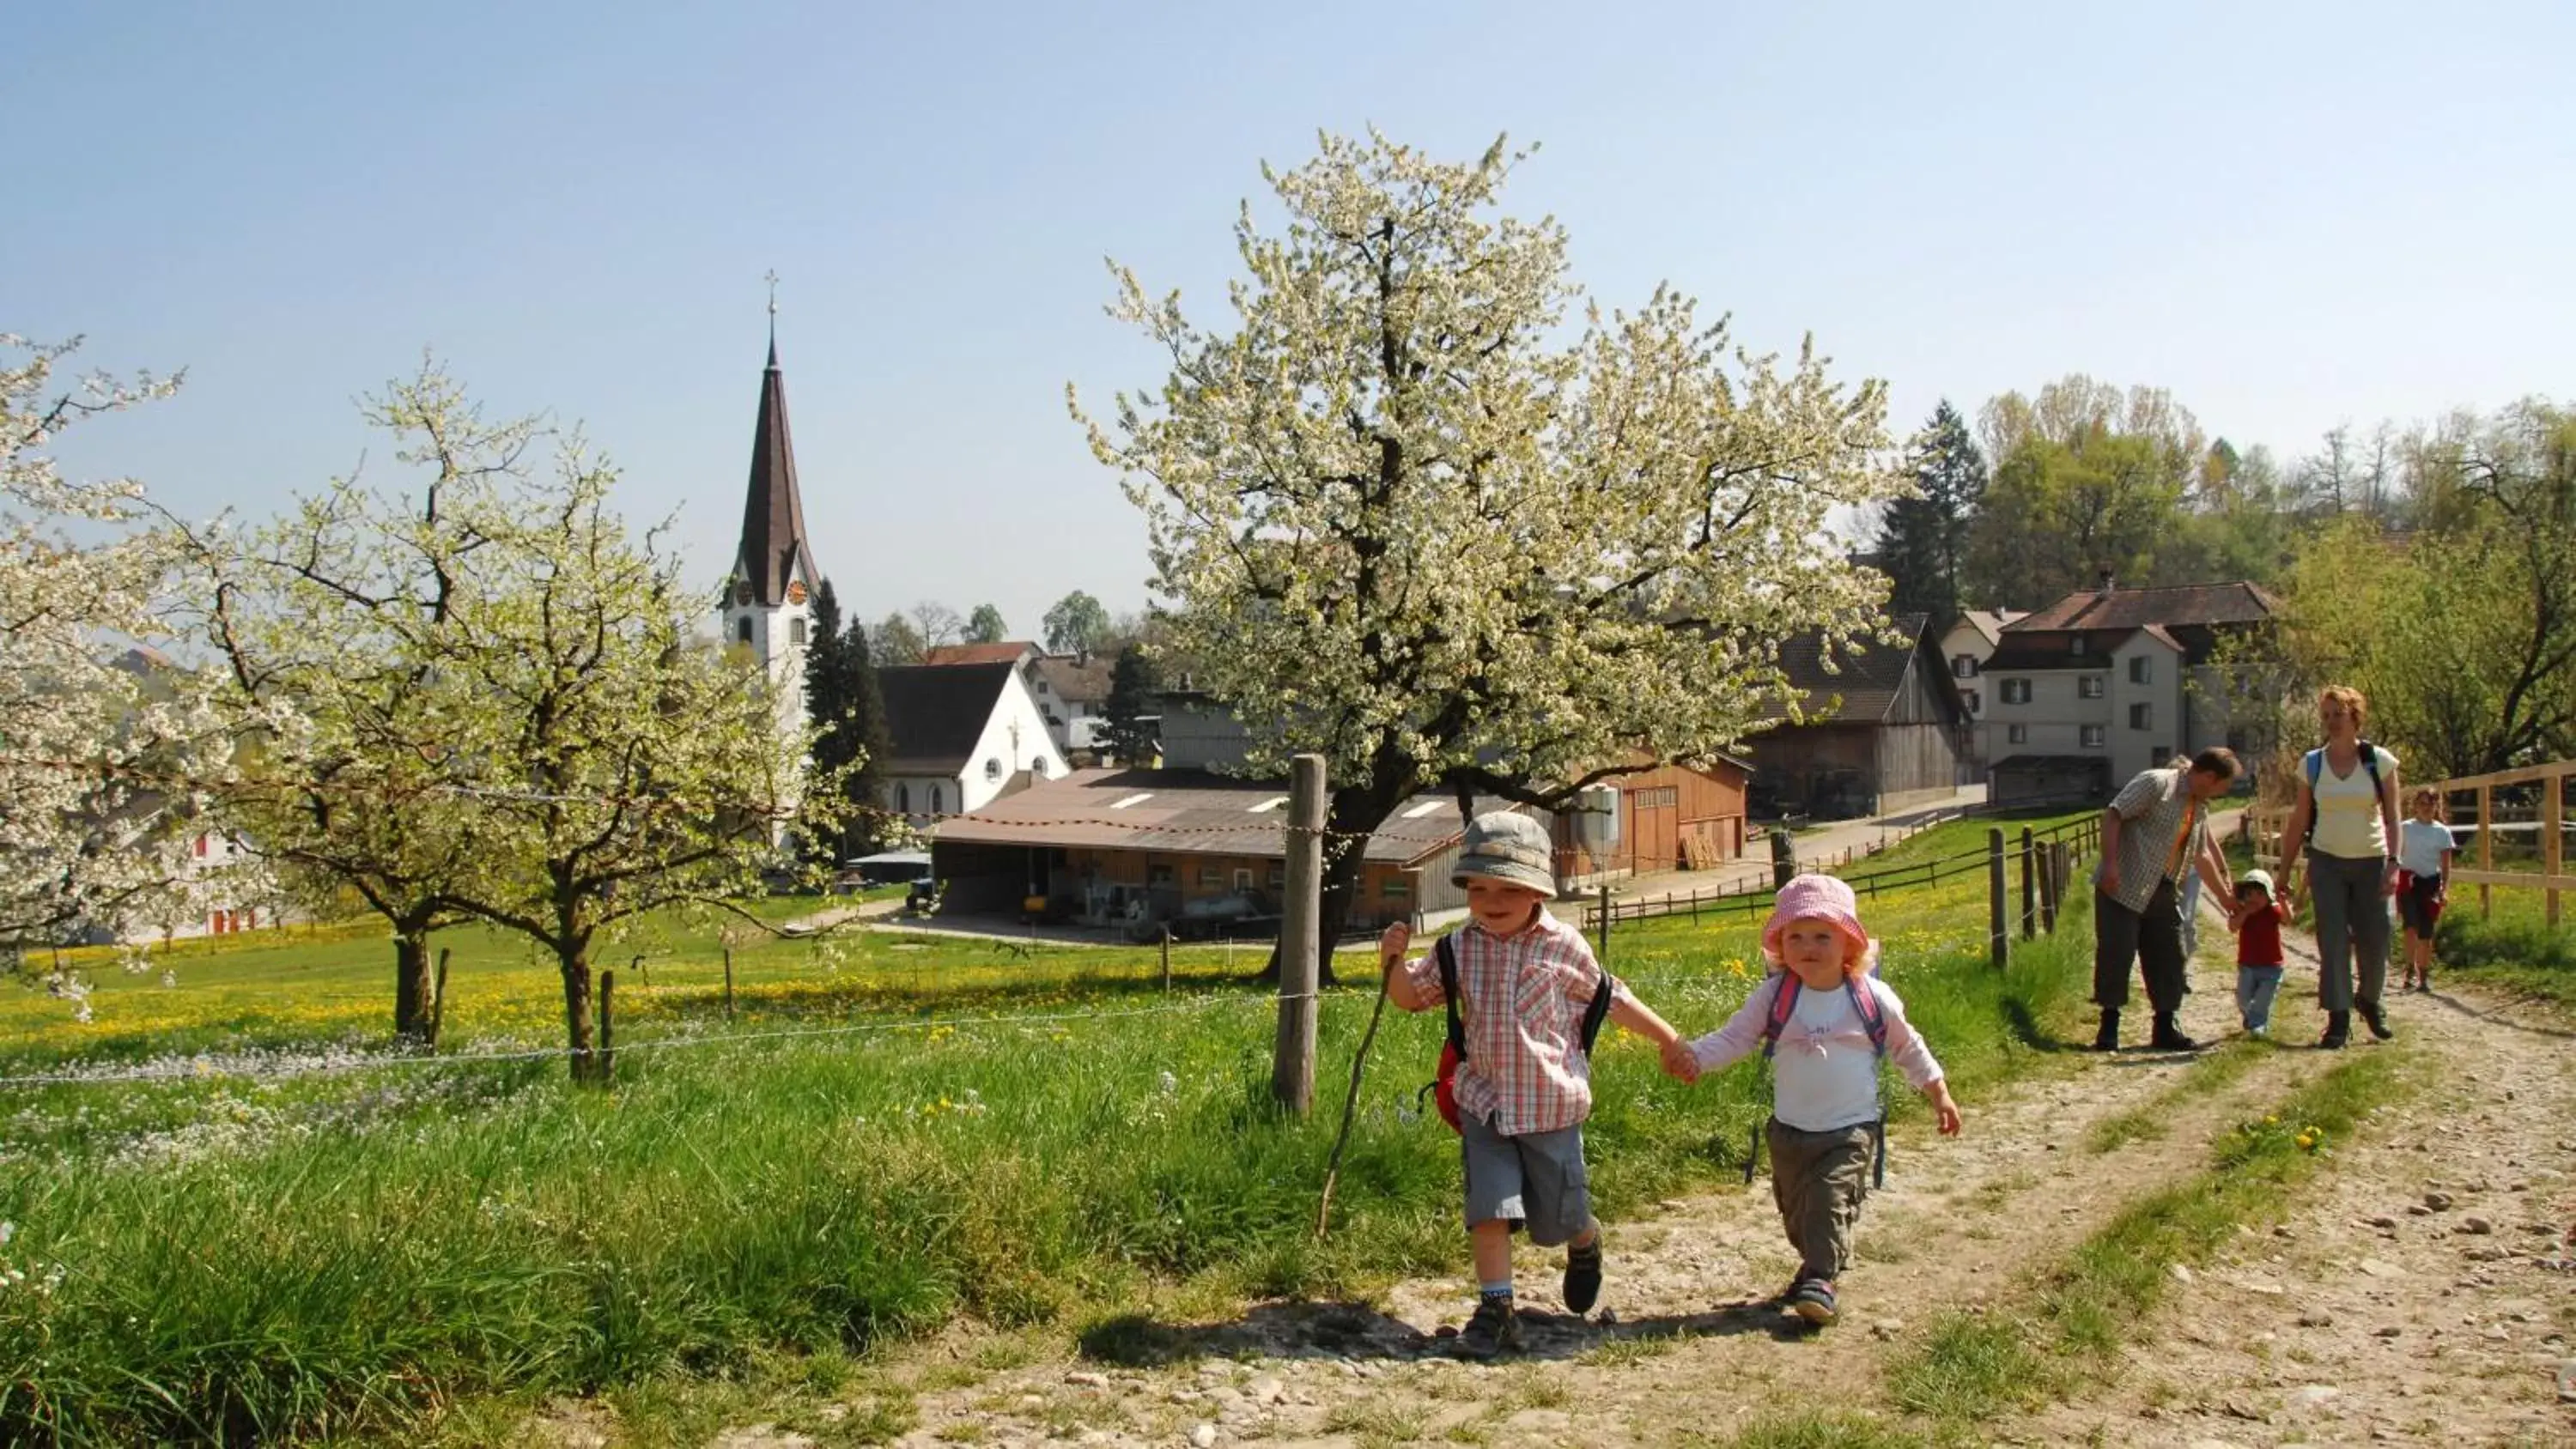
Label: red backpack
xmin=1425 ymin=932 xmax=1614 ymax=1132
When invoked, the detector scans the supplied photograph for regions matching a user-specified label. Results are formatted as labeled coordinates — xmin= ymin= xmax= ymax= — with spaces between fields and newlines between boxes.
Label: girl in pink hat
xmin=1663 ymin=872 xmax=1962 ymax=1325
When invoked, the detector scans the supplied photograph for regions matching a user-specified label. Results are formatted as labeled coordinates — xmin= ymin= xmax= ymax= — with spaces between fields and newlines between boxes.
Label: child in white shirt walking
xmin=1663 ymin=874 xmax=1961 ymax=1325
xmin=2396 ymin=788 xmax=2458 ymax=993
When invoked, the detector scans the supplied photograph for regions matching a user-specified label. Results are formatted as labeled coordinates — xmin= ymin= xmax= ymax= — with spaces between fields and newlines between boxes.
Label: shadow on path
xmin=1077 ymin=1294 xmax=1815 ymax=1369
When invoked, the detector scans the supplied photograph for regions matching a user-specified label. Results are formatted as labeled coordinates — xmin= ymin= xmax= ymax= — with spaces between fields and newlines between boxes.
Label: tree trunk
xmin=392 ymin=931 xmax=434 ymax=1044
xmin=558 ymin=949 xmax=598 ymax=1085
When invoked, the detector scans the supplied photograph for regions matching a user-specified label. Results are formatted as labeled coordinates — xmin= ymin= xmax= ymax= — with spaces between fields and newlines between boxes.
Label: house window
xmin=2152 ymin=747 xmax=2172 ymax=767
xmin=985 ymin=758 xmax=1002 ymax=781
xmin=1199 ymin=866 xmax=1224 ymax=887
xmin=1233 ymin=868 xmax=1254 ymax=891
xmin=1382 ymin=876 xmax=1412 ymax=900
xmin=2079 ymin=675 xmax=2105 ymax=700
xmin=789 ymin=617 xmax=807 ymax=646
xmin=1147 ymin=863 xmax=1176 ymax=888
xmin=897 ymin=783 xmax=910 ymax=813
xmin=1952 ymin=654 xmax=1978 ymax=679
xmin=1269 ymin=866 xmax=1285 ymax=888
xmin=1965 ymin=689 xmax=1982 ymax=714
xmin=2070 ymin=635 xmax=2088 ymax=656
xmin=2129 ymin=656 xmax=2151 ymax=684
xmin=736 ymin=617 xmax=753 ymax=645
xmin=2008 ymin=724 xmax=2028 ymax=745
xmin=2129 ymin=702 xmax=2153 ymax=731
xmin=1631 ymin=786 xmax=1679 ymax=809
xmin=2001 ymin=678 xmax=2032 ymax=706
xmin=1031 ymin=759 xmax=1048 ymax=779
xmin=2081 ymin=724 xmax=2106 ymax=749
xmin=930 ymin=785 xmax=945 ymax=815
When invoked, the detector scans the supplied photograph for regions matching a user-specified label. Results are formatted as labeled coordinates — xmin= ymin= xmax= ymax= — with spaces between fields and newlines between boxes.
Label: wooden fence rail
xmin=1578 ymin=812 xmax=2103 ymax=937
xmin=2244 ymin=756 xmax=2573 ymax=928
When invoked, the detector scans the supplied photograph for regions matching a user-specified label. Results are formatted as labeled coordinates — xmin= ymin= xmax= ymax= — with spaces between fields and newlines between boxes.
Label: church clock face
xmin=733 ymin=581 xmax=754 ymax=607
xmin=786 ymin=580 xmax=807 ymax=605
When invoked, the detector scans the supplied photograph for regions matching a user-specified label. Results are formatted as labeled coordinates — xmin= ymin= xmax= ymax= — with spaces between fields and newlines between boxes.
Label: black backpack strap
xmin=1437 ymin=934 xmax=1466 ymax=1062
xmin=1578 ymin=968 xmax=1617 ymax=1055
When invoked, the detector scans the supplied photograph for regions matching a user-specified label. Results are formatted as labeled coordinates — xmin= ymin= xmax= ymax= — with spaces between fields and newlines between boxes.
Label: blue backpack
xmin=1741 ymin=972 xmax=1893 ymax=1188
xmin=2304 ymin=739 xmax=2385 ymax=795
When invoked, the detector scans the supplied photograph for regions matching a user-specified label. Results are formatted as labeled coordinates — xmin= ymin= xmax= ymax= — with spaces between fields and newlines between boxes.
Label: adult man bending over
xmin=2093 ymin=749 xmax=2241 ymax=1052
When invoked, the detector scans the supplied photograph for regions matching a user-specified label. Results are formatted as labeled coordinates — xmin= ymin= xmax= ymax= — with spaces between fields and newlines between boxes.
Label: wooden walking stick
xmin=1315 ymin=970 xmax=1394 ymax=1239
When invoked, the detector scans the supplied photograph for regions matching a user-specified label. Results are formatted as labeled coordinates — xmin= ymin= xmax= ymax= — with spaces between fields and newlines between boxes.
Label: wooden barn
xmin=1740 ymin=614 xmax=1975 ymax=820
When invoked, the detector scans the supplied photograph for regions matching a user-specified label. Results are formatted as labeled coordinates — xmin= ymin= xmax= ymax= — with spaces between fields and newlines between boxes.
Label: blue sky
xmin=12 ymin=2 xmax=2571 ymax=632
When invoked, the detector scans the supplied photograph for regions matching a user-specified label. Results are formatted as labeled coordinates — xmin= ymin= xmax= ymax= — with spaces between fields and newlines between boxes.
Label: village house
xmin=926 ymin=753 xmax=1749 ymax=936
xmin=1982 ymin=578 xmax=2278 ymax=803
xmin=874 ymin=660 xmax=1070 ymax=824
xmin=1739 ymin=614 xmax=1976 ymax=820
xmin=928 ymin=683 xmax=1753 ymax=934
xmin=1935 ymin=608 xmax=2029 ymax=773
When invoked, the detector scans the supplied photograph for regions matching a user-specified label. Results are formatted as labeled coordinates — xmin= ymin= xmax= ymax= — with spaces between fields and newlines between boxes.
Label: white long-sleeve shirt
xmin=1688 ymin=973 xmax=1946 ymax=1133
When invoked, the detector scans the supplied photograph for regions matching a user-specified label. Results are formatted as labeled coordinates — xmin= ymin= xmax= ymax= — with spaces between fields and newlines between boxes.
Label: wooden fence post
xmin=722 ymin=947 xmax=735 ymax=1021
xmin=1597 ymin=883 xmax=1613 ymax=966
xmin=1987 ymin=828 xmax=2009 ymax=970
xmin=2477 ymin=785 xmax=2493 ymax=919
xmin=2547 ymin=772 xmax=2564 ymax=930
xmin=2020 ymin=827 xmax=2036 ymax=940
xmin=596 ymin=968 xmax=616 ymax=1085
xmin=2037 ymin=844 xmax=2059 ymax=933
xmin=429 ymin=947 xmax=451 ymax=1048
xmin=1161 ymin=925 xmax=1173 ymax=991
xmin=1272 ymin=753 xmax=1325 ymax=1115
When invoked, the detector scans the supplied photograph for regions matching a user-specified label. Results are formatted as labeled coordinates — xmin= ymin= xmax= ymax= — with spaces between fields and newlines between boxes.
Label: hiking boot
xmin=2149 ymin=1013 xmax=2200 ymax=1052
xmin=1787 ymin=1277 xmax=1838 ymax=1326
xmin=1563 ymin=1238 xmax=1604 ymax=1316
xmin=2360 ymin=1001 xmax=2394 ymax=1040
xmin=2318 ymin=1010 xmax=2350 ymax=1050
xmin=2092 ymin=1009 xmax=2121 ymax=1052
xmin=1456 ymin=1295 xmax=1522 ymax=1358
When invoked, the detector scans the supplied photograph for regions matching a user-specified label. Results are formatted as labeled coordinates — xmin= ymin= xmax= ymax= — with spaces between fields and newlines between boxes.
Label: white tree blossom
xmin=1 ymin=335 xmax=231 ymax=975
xmin=1072 ymin=133 xmax=1902 ymax=961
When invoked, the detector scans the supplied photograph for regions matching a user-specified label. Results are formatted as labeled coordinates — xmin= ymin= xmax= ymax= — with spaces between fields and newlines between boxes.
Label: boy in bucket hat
xmin=1664 ymin=873 xmax=1961 ymax=1326
xmin=1378 ymin=809 xmax=1690 ymax=1357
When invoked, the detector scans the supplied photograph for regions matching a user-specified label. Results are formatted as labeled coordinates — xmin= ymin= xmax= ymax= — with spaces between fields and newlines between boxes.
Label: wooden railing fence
xmin=2244 ymin=756 xmax=2572 ymax=928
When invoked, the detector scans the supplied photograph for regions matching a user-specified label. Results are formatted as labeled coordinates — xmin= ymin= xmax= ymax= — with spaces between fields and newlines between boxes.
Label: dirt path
xmin=1995 ymin=932 xmax=2576 ymax=1448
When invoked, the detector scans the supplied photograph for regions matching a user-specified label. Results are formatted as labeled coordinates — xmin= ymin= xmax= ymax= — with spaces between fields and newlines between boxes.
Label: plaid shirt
xmin=1401 ymin=909 xmax=1617 ymax=1136
xmin=2094 ymin=766 xmax=2209 ymax=913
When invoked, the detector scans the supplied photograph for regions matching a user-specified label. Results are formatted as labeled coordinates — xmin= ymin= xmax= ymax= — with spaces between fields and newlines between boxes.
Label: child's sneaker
xmin=1787 ymin=1277 xmax=1838 ymax=1325
xmin=1563 ymin=1239 xmax=1604 ymax=1315
xmin=1456 ymin=1295 xmax=1522 ymax=1358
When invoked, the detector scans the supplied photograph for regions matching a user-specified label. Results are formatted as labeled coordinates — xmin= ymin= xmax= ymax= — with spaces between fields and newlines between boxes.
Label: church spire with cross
xmin=732 ymin=270 xmax=817 ymax=611
xmin=721 ymin=273 xmax=821 ymax=750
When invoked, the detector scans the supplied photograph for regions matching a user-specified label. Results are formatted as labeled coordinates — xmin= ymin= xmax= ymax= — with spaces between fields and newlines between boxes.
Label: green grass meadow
xmin=2 ymin=858 xmax=2099 ymax=1445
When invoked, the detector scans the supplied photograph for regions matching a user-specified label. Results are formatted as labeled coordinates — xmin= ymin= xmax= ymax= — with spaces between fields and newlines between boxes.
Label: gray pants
xmin=1768 ymin=1118 xmax=1875 ymax=1283
xmin=1459 ymin=1111 xmax=1591 ymax=1246
xmin=2093 ymin=881 xmax=2186 ymax=1015
xmin=2308 ymin=849 xmax=2391 ymax=1013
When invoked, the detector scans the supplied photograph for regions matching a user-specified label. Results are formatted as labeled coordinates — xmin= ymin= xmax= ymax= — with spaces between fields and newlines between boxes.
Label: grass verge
xmin=1883 ymin=1047 xmax=2413 ymax=1428
xmin=0 ymin=881 xmax=2099 ymax=1445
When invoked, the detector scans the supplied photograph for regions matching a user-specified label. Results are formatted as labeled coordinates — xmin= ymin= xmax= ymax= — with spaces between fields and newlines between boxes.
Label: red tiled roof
xmin=2008 ymin=582 xmax=2279 ymax=633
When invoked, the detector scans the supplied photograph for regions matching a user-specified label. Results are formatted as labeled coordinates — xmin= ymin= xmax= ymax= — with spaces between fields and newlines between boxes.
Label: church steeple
xmin=733 ymin=273 xmax=817 ymax=609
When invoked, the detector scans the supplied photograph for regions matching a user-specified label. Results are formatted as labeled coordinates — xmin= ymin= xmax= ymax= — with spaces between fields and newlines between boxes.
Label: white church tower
xmin=720 ymin=286 xmax=820 ymax=750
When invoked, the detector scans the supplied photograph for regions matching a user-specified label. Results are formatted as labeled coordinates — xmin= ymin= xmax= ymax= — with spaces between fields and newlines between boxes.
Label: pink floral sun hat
xmin=1759 ymin=872 xmax=1880 ymax=974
